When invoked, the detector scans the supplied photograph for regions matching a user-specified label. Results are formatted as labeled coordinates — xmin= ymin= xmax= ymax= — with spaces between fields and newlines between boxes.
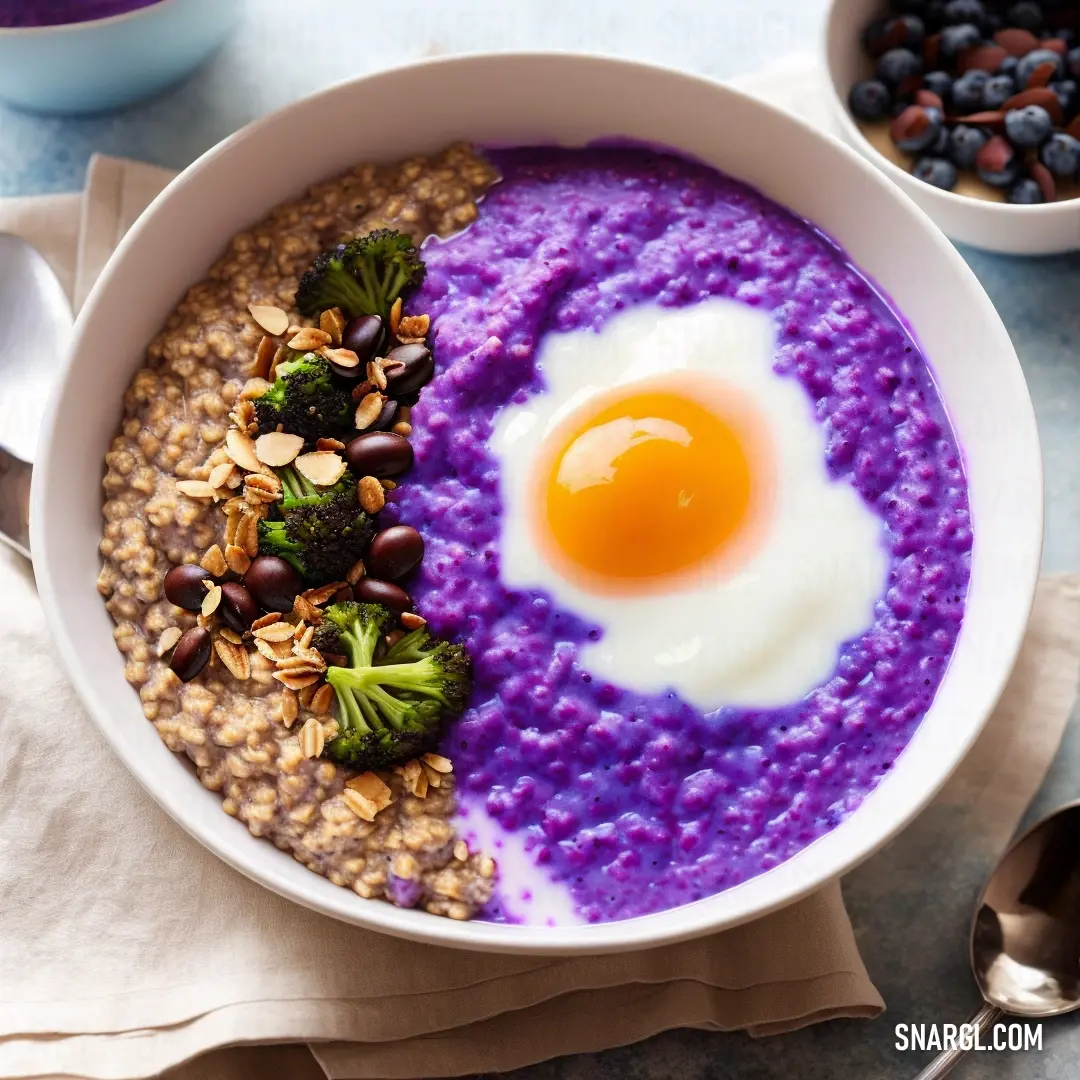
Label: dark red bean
xmin=243 ymin=555 xmax=302 ymax=612
xmin=342 ymin=314 xmax=385 ymax=365
xmin=369 ymin=397 xmax=400 ymax=432
xmin=344 ymin=431 xmax=413 ymax=478
xmin=170 ymin=626 xmax=212 ymax=681
xmin=352 ymin=577 xmax=411 ymax=614
xmin=384 ymin=344 xmax=434 ymax=398
xmin=219 ymin=582 xmax=260 ymax=632
xmin=367 ymin=525 xmax=424 ymax=581
xmin=321 ymin=651 xmax=348 ymax=667
xmin=163 ymin=564 xmax=213 ymax=610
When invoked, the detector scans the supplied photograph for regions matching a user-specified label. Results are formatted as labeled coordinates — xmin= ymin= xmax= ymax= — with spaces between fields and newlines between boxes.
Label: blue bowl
xmin=0 ymin=0 xmax=241 ymax=115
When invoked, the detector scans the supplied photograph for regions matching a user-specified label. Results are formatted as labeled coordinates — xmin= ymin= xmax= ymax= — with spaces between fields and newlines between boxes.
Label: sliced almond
xmin=311 ymin=683 xmax=334 ymax=715
xmin=219 ymin=627 xmax=244 ymax=645
xmin=251 ymin=335 xmax=277 ymax=380
xmin=400 ymin=611 xmax=427 ymax=631
xmin=302 ymin=581 xmax=346 ymax=607
xmin=342 ymin=788 xmax=379 ymax=822
xmin=225 ymin=543 xmax=251 ymax=575
xmin=298 ymin=684 xmax=318 ymax=709
xmin=420 ymin=761 xmax=443 ymax=789
xmin=288 ymin=327 xmax=332 ymax=351
xmin=366 ymin=359 xmax=388 ymax=391
xmin=354 ymin=392 xmax=385 ymax=431
xmin=295 ymin=625 xmax=316 ymax=651
xmin=214 ymin=637 xmax=250 ymax=680
xmin=200 ymin=544 xmax=228 ymax=577
xmin=251 ymin=612 xmax=282 ymax=630
xmin=176 ymin=479 xmax=216 ymax=499
xmin=207 ymin=462 xmax=235 ymax=491
xmin=421 ymin=752 xmax=453 ymax=774
xmin=392 ymin=421 xmax=413 ymax=437
xmin=255 ymin=637 xmax=290 ymax=662
xmin=281 ymin=687 xmax=299 ymax=728
xmin=380 ymin=478 xmax=397 ymax=491
xmin=254 ymin=621 xmax=297 ymax=643
xmin=346 ymin=771 xmax=392 ymax=811
xmin=225 ymin=428 xmax=261 ymax=473
xmin=299 ymin=716 xmax=325 ymax=758
xmin=255 ymin=431 xmax=304 ymax=467
xmin=357 ymin=475 xmax=385 ymax=514
xmin=277 ymin=652 xmax=325 ymax=673
xmin=295 ymin=451 xmax=346 ymax=488
xmin=248 ymin=303 xmax=290 ymax=337
xmin=321 ymin=346 xmax=360 ymax=369
xmin=230 ymin=398 xmax=257 ymax=434
xmin=315 ymin=437 xmax=345 ymax=452
xmin=396 ymin=313 xmax=430 ymax=342
xmin=226 ymin=469 xmax=244 ymax=489
xmin=157 ymin=626 xmax=182 ymax=657
xmin=454 ymin=840 xmax=469 ymax=862
xmin=389 ymin=296 xmax=403 ymax=336
xmin=292 ymin=594 xmax=322 ymax=624
xmin=201 ymin=585 xmax=222 ymax=618
xmin=320 ymin=306 xmax=346 ymax=346
xmin=236 ymin=511 xmax=261 ymax=558
xmin=346 ymin=559 xmax=366 ymax=585
xmin=273 ymin=670 xmax=321 ymax=691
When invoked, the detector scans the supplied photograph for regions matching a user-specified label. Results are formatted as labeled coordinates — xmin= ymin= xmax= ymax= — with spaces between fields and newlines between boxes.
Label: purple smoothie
xmin=386 ymin=146 xmax=970 ymax=924
xmin=0 ymin=1 xmax=160 ymax=27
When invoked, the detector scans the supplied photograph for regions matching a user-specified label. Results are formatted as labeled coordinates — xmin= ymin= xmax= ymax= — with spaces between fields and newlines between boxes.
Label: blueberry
xmin=952 ymin=69 xmax=991 ymax=112
xmin=1000 ymin=55 xmax=1019 ymax=76
xmin=949 ymin=123 xmax=989 ymax=168
xmin=1069 ymin=46 xmax=1080 ymax=80
xmin=1016 ymin=48 xmax=1064 ymax=88
xmin=1008 ymin=177 xmax=1046 ymax=203
xmin=942 ymin=0 xmax=985 ymax=26
xmin=893 ymin=105 xmax=944 ymax=152
xmin=1051 ymin=79 xmax=1079 ymax=120
xmin=1058 ymin=30 xmax=1076 ymax=50
xmin=913 ymin=156 xmax=959 ymax=189
xmin=941 ymin=23 xmax=984 ymax=58
xmin=1006 ymin=1 xmax=1044 ymax=32
xmin=850 ymin=79 xmax=893 ymax=120
xmin=923 ymin=70 xmax=954 ymax=103
xmin=877 ymin=47 xmax=923 ymax=88
xmin=929 ymin=124 xmax=951 ymax=155
xmin=1004 ymin=103 xmax=1054 ymax=146
xmin=1039 ymin=132 xmax=1080 ymax=177
xmin=983 ymin=73 xmax=1016 ymax=108
xmin=862 ymin=18 xmax=893 ymax=56
xmin=886 ymin=14 xmax=927 ymax=50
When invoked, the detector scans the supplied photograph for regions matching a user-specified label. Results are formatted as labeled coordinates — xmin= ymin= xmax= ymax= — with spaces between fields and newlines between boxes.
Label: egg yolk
xmin=542 ymin=387 xmax=756 ymax=587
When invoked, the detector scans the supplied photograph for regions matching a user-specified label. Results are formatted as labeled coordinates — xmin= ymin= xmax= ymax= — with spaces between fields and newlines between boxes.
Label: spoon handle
xmin=0 ymin=447 xmax=31 ymax=559
xmin=911 ymin=1003 xmax=1005 ymax=1080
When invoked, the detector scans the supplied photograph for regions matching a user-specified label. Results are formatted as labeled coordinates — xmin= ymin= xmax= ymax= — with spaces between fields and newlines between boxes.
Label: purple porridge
xmin=387 ymin=146 xmax=970 ymax=924
xmin=0 ymin=1 xmax=162 ymax=27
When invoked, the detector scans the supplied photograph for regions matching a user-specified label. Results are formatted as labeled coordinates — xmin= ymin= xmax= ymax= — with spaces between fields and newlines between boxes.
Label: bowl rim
xmin=30 ymin=49 xmax=1043 ymax=954
xmin=0 ymin=0 xmax=175 ymax=36
xmin=821 ymin=0 xmax=1078 ymax=216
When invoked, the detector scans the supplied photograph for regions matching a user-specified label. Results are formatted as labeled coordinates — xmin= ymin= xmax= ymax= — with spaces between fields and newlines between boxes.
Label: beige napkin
xmin=0 ymin=144 xmax=1076 ymax=1080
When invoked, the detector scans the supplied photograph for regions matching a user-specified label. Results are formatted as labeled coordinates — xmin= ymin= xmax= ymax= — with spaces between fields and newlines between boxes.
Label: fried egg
xmin=490 ymin=299 xmax=888 ymax=709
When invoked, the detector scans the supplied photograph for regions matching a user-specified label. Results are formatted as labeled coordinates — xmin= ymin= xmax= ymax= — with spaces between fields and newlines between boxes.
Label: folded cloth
xmin=0 ymin=61 xmax=1077 ymax=1080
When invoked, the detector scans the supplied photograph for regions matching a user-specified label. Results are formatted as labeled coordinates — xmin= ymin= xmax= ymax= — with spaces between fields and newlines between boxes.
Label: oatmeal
xmin=98 ymin=144 xmax=500 ymax=919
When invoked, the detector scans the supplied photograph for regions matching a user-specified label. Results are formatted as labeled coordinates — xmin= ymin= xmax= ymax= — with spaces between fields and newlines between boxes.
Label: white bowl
xmin=30 ymin=52 xmax=1043 ymax=954
xmin=825 ymin=0 xmax=1080 ymax=255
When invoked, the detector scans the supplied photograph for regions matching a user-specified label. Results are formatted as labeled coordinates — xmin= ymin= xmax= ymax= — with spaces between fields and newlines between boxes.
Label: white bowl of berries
xmin=825 ymin=0 xmax=1080 ymax=254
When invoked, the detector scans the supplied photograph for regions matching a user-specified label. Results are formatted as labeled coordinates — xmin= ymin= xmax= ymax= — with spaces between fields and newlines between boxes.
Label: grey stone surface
xmin=1 ymin=1 xmax=1076 ymax=1075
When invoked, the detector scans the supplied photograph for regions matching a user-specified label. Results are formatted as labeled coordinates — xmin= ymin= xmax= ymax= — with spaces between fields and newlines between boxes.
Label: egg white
xmin=490 ymin=299 xmax=888 ymax=710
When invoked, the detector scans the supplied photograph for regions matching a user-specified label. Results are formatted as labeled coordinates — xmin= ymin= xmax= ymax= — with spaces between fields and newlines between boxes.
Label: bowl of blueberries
xmin=825 ymin=0 xmax=1080 ymax=254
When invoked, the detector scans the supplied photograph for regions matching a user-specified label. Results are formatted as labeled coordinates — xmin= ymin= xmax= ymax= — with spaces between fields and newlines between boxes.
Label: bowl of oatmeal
xmin=825 ymin=0 xmax=1080 ymax=254
xmin=30 ymin=52 xmax=1041 ymax=953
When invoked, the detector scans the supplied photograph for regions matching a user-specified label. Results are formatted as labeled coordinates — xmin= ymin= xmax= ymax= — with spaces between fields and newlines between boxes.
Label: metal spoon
xmin=914 ymin=800 xmax=1080 ymax=1079
xmin=0 ymin=232 xmax=73 ymax=559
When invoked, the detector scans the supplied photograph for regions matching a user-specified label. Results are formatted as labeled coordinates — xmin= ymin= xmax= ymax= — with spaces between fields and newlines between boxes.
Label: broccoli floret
xmin=256 ymin=466 xmax=373 ymax=583
xmin=295 ymin=229 xmax=426 ymax=320
xmin=321 ymin=602 xmax=471 ymax=771
xmin=253 ymin=352 xmax=351 ymax=442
